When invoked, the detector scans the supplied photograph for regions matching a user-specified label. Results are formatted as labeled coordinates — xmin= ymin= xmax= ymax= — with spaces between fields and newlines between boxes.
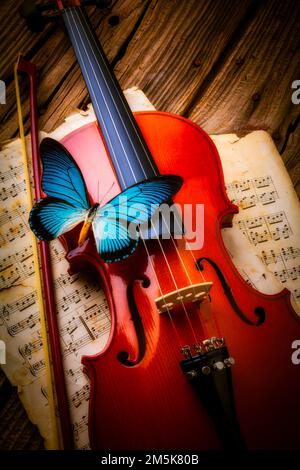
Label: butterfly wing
xmin=40 ymin=138 xmax=90 ymax=209
xmin=110 ymin=174 xmax=182 ymax=220
xmin=29 ymin=138 xmax=90 ymax=242
xmin=93 ymin=175 xmax=183 ymax=262
xmin=29 ymin=197 xmax=88 ymax=241
xmin=92 ymin=207 xmax=139 ymax=263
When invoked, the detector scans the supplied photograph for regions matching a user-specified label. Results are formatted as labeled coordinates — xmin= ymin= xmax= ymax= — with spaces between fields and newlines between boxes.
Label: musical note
xmin=274 ymin=266 xmax=300 ymax=283
xmin=282 ymin=247 xmax=300 ymax=262
xmin=66 ymin=366 xmax=84 ymax=384
xmin=226 ymin=179 xmax=251 ymax=192
xmin=294 ymin=288 xmax=300 ymax=300
xmin=226 ymin=175 xmax=278 ymax=210
xmin=63 ymin=333 xmax=98 ymax=358
xmin=0 ymin=291 xmax=36 ymax=319
xmin=55 ymin=272 xmax=81 ymax=289
xmin=0 ymin=257 xmax=34 ymax=290
xmin=0 ymin=181 xmax=26 ymax=201
xmin=73 ymin=415 xmax=88 ymax=441
xmin=0 ymin=204 xmax=26 ymax=226
xmin=19 ymin=336 xmax=43 ymax=359
xmin=0 ymin=221 xmax=28 ymax=244
xmin=50 ymin=243 xmax=66 ymax=264
xmin=29 ymin=359 xmax=45 ymax=377
xmin=237 ymin=212 xmax=292 ymax=246
xmin=253 ymin=176 xmax=273 ymax=188
xmin=71 ymin=384 xmax=90 ymax=408
xmin=7 ymin=313 xmax=40 ymax=337
xmin=56 ymin=283 xmax=101 ymax=312
xmin=0 ymin=245 xmax=33 ymax=270
xmin=261 ymin=247 xmax=300 ymax=266
xmin=0 ymin=163 xmax=23 ymax=183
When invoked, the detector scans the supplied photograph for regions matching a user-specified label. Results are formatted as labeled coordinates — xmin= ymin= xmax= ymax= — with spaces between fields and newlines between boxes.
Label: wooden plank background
xmin=0 ymin=0 xmax=299 ymax=195
xmin=0 ymin=0 xmax=299 ymax=449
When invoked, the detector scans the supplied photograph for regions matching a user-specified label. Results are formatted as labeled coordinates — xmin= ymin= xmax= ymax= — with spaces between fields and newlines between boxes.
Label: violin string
xmin=77 ymin=8 xmax=157 ymax=178
xmin=173 ymin=209 xmax=207 ymax=283
xmin=78 ymin=6 xmax=209 ymax=294
xmin=76 ymin=7 xmax=199 ymax=283
xmin=147 ymin=221 xmax=198 ymax=343
xmin=68 ymin=8 xmax=200 ymax=343
xmin=182 ymin=232 xmax=219 ymax=336
xmin=158 ymin=212 xmax=193 ymax=287
xmin=73 ymin=7 xmax=203 ymax=289
xmin=68 ymin=8 xmax=204 ymax=343
xmin=67 ymin=12 xmax=189 ymax=285
xmin=140 ymin=235 xmax=183 ymax=347
xmin=67 ymin=13 xmax=127 ymax=187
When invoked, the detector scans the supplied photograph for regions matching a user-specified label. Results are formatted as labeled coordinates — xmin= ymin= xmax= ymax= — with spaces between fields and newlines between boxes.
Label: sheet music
xmin=212 ymin=131 xmax=300 ymax=313
xmin=0 ymin=138 xmax=110 ymax=449
xmin=0 ymin=88 xmax=299 ymax=450
xmin=0 ymin=87 xmax=154 ymax=449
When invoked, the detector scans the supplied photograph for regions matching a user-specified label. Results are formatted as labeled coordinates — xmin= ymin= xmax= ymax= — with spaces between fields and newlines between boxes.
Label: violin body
xmin=59 ymin=111 xmax=300 ymax=450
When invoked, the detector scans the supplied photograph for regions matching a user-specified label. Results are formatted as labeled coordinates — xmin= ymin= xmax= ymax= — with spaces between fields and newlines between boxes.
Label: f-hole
xmin=117 ymin=277 xmax=149 ymax=366
xmin=197 ymin=257 xmax=265 ymax=326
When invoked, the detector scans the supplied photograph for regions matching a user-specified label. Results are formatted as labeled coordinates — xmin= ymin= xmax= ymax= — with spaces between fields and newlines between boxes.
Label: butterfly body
xmin=78 ymin=203 xmax=99 ymax=247
xmin=29 ymin=137 xmax=182 ymax=263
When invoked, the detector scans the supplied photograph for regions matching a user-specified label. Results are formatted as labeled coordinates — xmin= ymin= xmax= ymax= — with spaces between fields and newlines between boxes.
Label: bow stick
xmin=15 ymin=56 xmax=74 ymax=450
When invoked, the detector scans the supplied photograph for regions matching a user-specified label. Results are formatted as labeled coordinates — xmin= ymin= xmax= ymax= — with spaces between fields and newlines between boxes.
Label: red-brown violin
xmin=23 ymin=0 xmax=300 ymax=450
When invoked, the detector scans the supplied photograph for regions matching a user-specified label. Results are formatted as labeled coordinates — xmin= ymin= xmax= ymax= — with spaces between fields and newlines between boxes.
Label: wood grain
xmin=0 ymin=0 xmax=299 ymax=195
xmin=0 ymin=0 xmax=150 ymax=139
xmin=185 ymin=0 xmax=300 ymax=194
xmin=115 ymin=0 xmax=254 ymax=113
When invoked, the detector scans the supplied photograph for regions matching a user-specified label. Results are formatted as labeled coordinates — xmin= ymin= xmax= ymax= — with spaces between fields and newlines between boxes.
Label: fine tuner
xmin=180 ymin=337 xmax=235 ymax=378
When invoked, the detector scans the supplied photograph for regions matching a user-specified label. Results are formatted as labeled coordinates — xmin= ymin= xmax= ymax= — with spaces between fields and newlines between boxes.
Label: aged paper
xmin=0 ymin=88 xmax=299 ymax=450
xmin=0 ymin=87 xmax=155 ymax=450
xmin=212 ymin=132 xmax=300 ymax=313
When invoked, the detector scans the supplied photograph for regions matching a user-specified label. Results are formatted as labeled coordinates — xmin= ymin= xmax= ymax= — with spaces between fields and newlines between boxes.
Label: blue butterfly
xmin=29 ymin=138 xmax=183 ymax=263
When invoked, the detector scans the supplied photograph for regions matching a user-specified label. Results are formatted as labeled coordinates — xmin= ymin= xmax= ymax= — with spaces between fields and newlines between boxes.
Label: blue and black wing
xmin=29 ymin=197 xmax=88 ymax=241
xmin=92 ymin=208 xmax=139 ymax=263
xmin=107 ymin=175 xmax=183 ymax=223
xmin=92 ymin=175 xmax=182 ymax=262
xmin=40 ymin=138 xmax=90 ymax=209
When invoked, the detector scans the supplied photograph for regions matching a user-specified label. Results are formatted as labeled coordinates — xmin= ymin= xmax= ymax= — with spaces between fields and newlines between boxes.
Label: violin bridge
xmin=155 ymin=282 xmax=213 ymax=314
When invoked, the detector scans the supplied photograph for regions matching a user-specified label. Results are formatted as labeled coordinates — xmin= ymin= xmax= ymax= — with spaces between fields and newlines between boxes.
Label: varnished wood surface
xmin=0 ymin=0 xmax=299 ymax=195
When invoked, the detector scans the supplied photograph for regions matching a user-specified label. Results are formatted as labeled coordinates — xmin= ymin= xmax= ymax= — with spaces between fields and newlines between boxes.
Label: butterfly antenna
xmin=99 ymin=181 xmax=115 ymax=205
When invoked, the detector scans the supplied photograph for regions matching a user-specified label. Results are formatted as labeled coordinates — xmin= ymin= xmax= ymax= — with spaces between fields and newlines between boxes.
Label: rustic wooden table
xmin=0 ymin=0 xmax=299 ymax=194
xmin=0 ymin=0 xmax=299 ymax=449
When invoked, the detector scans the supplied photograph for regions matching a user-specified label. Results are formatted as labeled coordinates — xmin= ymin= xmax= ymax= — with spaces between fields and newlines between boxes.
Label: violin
xmin=24 ymin=0 xmax=300 ymax=449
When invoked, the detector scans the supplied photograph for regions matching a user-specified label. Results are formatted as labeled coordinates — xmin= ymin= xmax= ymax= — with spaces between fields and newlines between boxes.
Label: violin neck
xmin=62 ymin=6 xmax=157 ymax=190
